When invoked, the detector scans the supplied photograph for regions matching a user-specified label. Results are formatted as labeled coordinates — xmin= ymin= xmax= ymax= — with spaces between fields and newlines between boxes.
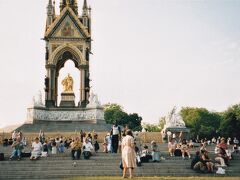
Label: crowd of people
xmin=5 ymin=129 xmax=100 ymax=161
xmin=1 ymin=128 xmax=239 ymax=177
xmin=165 ymin=130 xmax=240 ymax=174
xmin=190 ymin=137 xmax=236 ymax=173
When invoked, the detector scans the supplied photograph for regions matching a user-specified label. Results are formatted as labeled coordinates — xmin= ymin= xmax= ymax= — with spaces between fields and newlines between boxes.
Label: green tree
xmin=103 ymin=103 xmax=142 ymax=131
xmin=180 ymin=107 xmax=221 ymax=139
xmin=124 ymin=113 xmax=142 ymax=131
xmin=159 ymin=116 xmax=166 ymax=131
xmin=103 ymin=103 xmax=127 ymax=124
xmin=142 ymin=123 xmax=161 ymax=132
xmin=219 ymin=104 xmax=240 ymax=139
xmin=142 ymin=117 xmax=166 ymax=132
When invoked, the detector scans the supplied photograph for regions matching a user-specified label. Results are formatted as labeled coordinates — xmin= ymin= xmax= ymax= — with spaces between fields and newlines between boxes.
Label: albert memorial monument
xmin=17 ymin=0 xmax=111 ymax=132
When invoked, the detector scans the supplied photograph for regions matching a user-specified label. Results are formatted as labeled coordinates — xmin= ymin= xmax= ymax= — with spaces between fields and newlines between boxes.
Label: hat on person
xmin=151 ymin=140 xmax=156 ymax=144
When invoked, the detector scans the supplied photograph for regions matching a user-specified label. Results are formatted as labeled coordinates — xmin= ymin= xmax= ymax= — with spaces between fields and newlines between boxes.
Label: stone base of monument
xmin=59 ymin=92 xmax=75 ymax=107
xmin=164 ymin=127 xmax=190 ymax=140
xmin=17 ymin=106 xmax=111 ymax=132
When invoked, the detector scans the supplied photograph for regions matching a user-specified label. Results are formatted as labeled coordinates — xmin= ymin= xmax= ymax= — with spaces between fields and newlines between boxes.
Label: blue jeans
xmin=10 ymin=149 xmax=21 ymax=158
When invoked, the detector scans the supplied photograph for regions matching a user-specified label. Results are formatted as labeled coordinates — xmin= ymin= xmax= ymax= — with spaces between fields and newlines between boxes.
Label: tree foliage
xmin=104 ymin=103 xmax=127 ymax=124
xmin=103 ymin=103 xmax=142 ymax=131
xmin=180 ymin=107 xmax=221 ymax=139
xmin=104 ymin=103 xmax=240 ymax=139
xmin=180 ymin=104 xmax=240 ymax=139
xmin=219 ymin=104 xmax=240 ymax=139
xmin=142 ymin=123 xmax=161 ymax=132
xmin=142 ymin=117 xmax=166 ymax=132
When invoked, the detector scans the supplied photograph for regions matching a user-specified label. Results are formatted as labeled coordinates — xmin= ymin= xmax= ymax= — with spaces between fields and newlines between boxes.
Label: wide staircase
xmin=0 ymin=144 xmax=240 ymax=180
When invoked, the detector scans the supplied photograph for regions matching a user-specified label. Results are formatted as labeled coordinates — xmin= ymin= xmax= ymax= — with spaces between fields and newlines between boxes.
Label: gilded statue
xmin=62 ymin=73 xmax=74 ymax=92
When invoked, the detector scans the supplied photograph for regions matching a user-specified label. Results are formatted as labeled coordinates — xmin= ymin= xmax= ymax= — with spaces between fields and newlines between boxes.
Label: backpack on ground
xmin=0 ymin=153 xmax=4 ymax=161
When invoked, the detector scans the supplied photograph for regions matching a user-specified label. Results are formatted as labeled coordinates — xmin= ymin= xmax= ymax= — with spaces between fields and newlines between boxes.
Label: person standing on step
xmin=121 ymin=130 xmax=136 ymax=178
xmin=166 ymin=130 xmax=172 ymax=143
xmin=105 ymin=132 xmax=112 ymax=153
xmin=111 ymin=122 xmax=121 ymax=153
xmin=38 ymin=130 xmax=45 ymax=144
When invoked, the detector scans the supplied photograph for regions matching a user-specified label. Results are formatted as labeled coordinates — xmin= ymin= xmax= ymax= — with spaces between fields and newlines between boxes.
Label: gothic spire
xmin=82 ymin=0 xmax=88 ymax=16
xmin=83 ymin=0 xmax=88 ymax=10
xmin=46 ymin=0 xmax=55 ymax=29
xmin=60 ymin=0 xmax=78 ymax=15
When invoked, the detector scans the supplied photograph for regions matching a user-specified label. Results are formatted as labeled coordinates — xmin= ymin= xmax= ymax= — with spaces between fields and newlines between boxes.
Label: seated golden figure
xmin=62 ymin=73 xmax=74 ymax=92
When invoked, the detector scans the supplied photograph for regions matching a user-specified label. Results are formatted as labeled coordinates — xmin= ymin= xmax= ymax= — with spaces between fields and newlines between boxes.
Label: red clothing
xmin=218 ymin=142 xmax=228 ymax=150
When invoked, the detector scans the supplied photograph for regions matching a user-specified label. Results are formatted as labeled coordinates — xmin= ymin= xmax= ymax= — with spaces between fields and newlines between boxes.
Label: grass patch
xmin=66 ymin=177 xmax=240 ymax=180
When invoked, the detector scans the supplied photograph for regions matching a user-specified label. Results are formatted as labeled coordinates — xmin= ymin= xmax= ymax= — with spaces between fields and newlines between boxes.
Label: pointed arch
xmin=49 ymin=44 xmax=86 ymax=68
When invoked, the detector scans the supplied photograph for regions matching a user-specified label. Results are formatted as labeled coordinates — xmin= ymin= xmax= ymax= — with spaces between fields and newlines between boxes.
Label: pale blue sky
xmin=0 ymin=0 xmax=240 ymax=128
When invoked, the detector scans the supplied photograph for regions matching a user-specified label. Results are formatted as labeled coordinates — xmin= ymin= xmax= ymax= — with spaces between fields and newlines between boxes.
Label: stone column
xmin=80 ymin=69 xmax=86 ymax=106
xmin=85 ymin=70 xmax=90 ymax=103
xmin=45 ymin=65 xmax=56 ymax=107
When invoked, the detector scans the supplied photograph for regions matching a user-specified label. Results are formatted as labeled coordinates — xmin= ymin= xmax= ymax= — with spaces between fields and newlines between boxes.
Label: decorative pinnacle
xmin=66 ymin=0 xmax=70 ymax=6
xmin=83 ymin=0 xmax=88 ymax=9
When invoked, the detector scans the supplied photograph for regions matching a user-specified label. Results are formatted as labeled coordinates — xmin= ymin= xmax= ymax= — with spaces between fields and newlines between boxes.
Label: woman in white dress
xmin=121 ymin=130 xmax=136 ymax=178
xmin=30 ymin=137 xmax=42 ymax=160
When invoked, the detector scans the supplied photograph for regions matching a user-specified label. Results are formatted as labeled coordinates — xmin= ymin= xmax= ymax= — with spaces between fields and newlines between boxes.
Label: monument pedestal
xmin=164 ymin=127 xmax=190 ymax=141
xmin=20 ymin=105 xmax=110 ymax=132
xmin=162 ymin=107 xmax=190 ymax=141
xmin=18 ymin=92 xmax=110 ymax=132
xmin=60 ymin=92 xmax=75 ymax=107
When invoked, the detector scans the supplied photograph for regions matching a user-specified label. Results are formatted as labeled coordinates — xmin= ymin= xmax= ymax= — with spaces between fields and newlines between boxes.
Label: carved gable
xmin=45 ymin=7 xmax=90 ymax=39
xmin=52 ymin=15 xmax=83 ymax=38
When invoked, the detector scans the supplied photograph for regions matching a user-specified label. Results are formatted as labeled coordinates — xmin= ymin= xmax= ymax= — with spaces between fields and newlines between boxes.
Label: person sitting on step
xmin=92 ymin=133 xmax=99 ymax=153
xmin=168 ymin=138 xmax=177 ymax=156
xmin=181 ymin=139 xmax=191 ymax=159
xmin=233 ymin=143 xmax=239 ymax=154
xmin=30 ymin=137 xmax=42 ymax=160
xmin=9 ymin=137 xmax=24 ymax=161
xmin=174 ymin=144 xmax=182 ymax=156
xmin=188 ymin=139 xmax=194 ymax=149
xmin=140 ymin=145 xmax=152 ymax=163
xmin=200 ymin=142 xmax=207 ymax=152
xmin=83 ymin=138 xmax=94 ymax=159
xmin=51 ymin=139 xmax=57 ymax=154
xmin=70 ymin=137 xmax=82 ymax=160
xmin=103 ymin=135 xmax=108 ymax=153
xmin=200 ymin=150 xmax=214 ymax=173
xmin=58 ymin=140 xmax=65 ymax=153
xmin=215 ymin=147 xmax=229 ymax=167
xmin=151 ymin=141 xmax=160 ymax=162
xmin=191 ymin=151 xmax=204 ymax=172
xmin=41 ymin=139 xmax=48 ymax=157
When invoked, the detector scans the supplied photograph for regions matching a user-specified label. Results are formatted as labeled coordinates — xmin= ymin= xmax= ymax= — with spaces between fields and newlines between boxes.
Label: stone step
xmin=2 ymin=157 xmax=240 ymax=164
xmin=0 ymin=172 xmax=237 ymax=179
xmin=1 ymin=163 xmax=239 ymax=171
xmin=16 ymin=123 xmax=112 ymax=133
xmin=0 ymin=172 xmax=239 ymax=179
xmin=1 ymin=144 xmax=240 ymax=179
